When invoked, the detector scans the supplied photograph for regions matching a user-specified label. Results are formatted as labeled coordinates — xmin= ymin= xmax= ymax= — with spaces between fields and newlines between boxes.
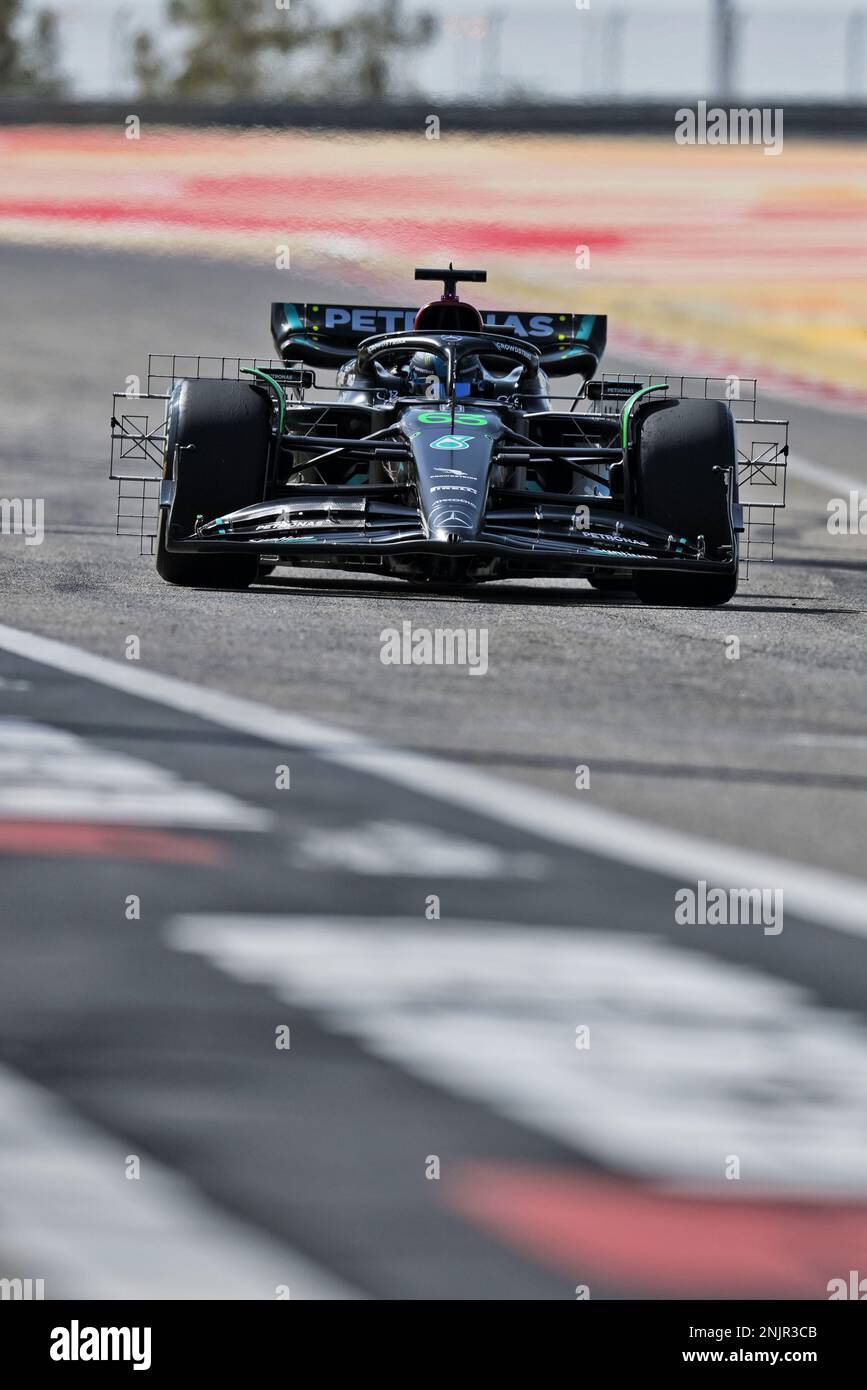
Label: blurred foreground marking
xmin=1 ymin=621 xmax=865 ymax=935
xmin=0 ymin=820 xmax=226 ymax=862
xmin=292 ymin=820 xmax=545 ymax=877
xmin=0 ymin=1063 xmax=356 ymax=1299
xmin=0 ymin=718 xmax=268 ymax=829
xmin=448 ymin=1165 xmax=867 ymax=1298
xmin=168 ymin=917 xmax=867 ymax=1192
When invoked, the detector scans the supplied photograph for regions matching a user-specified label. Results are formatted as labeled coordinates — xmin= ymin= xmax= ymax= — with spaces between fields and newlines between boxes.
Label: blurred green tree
xmin=0 ymin=1 xmax=66 ymax=94
xmin=134 ymin=0 xmax=317 ymax=99
xmin=0 ymin=0 xmax=21 ymax=87
xmin=318 ymin=0 xmax=437 ymax=100
xmin=133 ymin=0 xmax=436 ymax=101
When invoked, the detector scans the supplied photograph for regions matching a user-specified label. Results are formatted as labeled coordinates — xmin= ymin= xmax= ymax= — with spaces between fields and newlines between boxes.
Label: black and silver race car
xmin=110 ymin=266 xmax=788 ymax=604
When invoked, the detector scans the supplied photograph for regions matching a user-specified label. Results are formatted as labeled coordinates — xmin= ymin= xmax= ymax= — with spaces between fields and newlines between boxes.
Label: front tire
xmin=630 ymin=397 xmax=738 ymax=607
xmin=157 ymin=379 xmax=271 ymax=589
xmin=156 ymin=514 xmax=261 ymax=589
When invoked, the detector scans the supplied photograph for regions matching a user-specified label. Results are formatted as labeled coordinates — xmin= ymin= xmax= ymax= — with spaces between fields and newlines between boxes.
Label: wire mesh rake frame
xmin=110 ymin=361 xmax=788 ymax=570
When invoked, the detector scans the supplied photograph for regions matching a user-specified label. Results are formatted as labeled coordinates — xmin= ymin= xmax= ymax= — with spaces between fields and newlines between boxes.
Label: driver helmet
xmin=406 ymin=350 xmax=486 ymax=399
xmin=406 ymin=351 xmax=447 ymax=399
xmin=456 ymin=353 xmax=483 ymax=392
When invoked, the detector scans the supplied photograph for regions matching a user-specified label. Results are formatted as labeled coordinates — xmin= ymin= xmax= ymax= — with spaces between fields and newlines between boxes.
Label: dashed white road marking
xmin=0 ymin=718 xmax=268 ymax=829
xmin=0 ymin=623 xmax=866 ymax=935
xmin=293 ymin=820 xmax=545 ymax=877
xmin=0 ymin=1063 xmax=357 ymax=1299
xmin=168 ymin=914 xmax=867 ymax=1194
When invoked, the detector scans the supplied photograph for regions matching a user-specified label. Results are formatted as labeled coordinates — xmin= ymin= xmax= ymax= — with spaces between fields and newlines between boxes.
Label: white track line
xmin=0 ymin=1063 xmax=357 ymax=1300
xmin=787 ymin=452 xmax=867 ymax=496
xmin=0 ymin=622 xmax=865 ymax=936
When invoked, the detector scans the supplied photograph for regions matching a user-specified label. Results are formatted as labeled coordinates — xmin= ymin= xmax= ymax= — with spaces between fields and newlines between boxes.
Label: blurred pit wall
xmin=0 ymin=117 xmax=865 ymax=405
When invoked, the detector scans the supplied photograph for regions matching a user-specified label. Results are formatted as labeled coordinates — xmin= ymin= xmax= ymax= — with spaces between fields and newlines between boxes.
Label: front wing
xmin=164 ymin=488 xmax=738 ymax=577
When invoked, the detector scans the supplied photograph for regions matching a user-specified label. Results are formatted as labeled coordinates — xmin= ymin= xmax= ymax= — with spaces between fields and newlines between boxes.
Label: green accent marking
xmin=241 ymin=367 xmax=286 ymax=436
xmin=418 ymin=410 xmax=488 ymax=426
xmin=620 ymin=383 xmax=669 ymax=449
xmin=430 ymin=434 xmax=472 ymax=450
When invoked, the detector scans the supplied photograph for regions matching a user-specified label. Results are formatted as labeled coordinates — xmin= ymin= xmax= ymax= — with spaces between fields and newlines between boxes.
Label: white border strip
xmin=0 ymin=622 xmax=865 ymax=937
xmin=788 ymin=451 xmax=867 ymax=496
xmin=0 ymin=1062 xmax=357 ymax=1300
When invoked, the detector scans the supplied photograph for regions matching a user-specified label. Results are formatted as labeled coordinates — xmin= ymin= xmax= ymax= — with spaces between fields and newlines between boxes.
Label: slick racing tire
xmin=156 ymin=379 xmax=271 ymax=588
xmin=630 ymin=397 xmax=738 ymax=607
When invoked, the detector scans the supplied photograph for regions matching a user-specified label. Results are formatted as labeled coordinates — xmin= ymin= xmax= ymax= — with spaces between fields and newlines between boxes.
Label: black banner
xmin=2 ymin=1299 xmax=862 ymax=1376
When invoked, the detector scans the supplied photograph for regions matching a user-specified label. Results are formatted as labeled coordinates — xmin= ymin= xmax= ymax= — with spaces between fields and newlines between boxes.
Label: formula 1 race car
xmin=110 ymin=266 xmax=788 ymax=604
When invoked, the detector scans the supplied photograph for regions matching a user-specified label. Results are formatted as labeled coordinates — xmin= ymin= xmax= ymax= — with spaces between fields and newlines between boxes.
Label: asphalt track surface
xmin=1 ymin=245 xmax=867 ymax=1300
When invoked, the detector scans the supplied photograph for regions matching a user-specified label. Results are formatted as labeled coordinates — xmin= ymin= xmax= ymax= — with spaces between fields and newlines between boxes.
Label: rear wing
xmin=271 ymin=302 xmax=606 ymax=377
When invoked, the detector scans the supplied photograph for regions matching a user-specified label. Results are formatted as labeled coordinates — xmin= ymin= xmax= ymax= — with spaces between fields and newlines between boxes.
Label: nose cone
xmin=401 ymin=407 xmax=503 ymax=541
